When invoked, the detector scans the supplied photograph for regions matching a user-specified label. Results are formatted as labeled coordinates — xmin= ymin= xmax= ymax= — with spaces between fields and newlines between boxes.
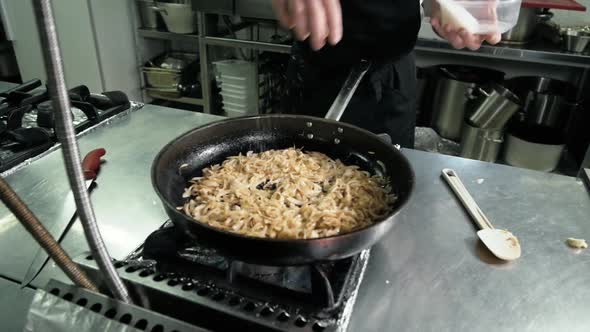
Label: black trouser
xmin=281 ymin=44 xmax=417 ymax=148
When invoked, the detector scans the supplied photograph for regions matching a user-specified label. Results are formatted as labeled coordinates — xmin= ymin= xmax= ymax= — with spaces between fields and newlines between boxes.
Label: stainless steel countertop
xmin=416 ymin=37 xmax=590 ymax=68
xmin=0 ymin=104 xmax=220 ymax=284
xmin=349 ymin=150 xmax=590 ymax=332
xmin=1 ymin=104 xmax=589 ymax=331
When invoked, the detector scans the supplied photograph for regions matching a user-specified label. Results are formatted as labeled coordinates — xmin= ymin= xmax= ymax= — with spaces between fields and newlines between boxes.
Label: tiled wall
xmin=551 ymin=0 xmax=590 ymax=27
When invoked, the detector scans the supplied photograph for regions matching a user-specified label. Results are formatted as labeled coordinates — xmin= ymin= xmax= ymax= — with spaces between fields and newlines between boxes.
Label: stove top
xmin=75 ymin=222 xmax=370 ymax=332
xmin=0 ymin=81 xmax=129 ymax=172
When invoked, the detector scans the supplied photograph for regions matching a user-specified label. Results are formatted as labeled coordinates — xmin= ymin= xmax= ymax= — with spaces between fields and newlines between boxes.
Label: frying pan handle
xmin=324 ymin=60 xmax=371 ymax=122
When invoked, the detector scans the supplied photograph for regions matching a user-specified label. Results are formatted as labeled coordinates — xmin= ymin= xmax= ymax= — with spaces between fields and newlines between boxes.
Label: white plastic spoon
xmin=442 ymin=168 xmax=521 ymax=261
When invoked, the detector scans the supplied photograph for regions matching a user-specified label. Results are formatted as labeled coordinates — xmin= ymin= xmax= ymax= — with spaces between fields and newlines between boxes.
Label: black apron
xmin=280 ymin=0 xmax=421 ymax=148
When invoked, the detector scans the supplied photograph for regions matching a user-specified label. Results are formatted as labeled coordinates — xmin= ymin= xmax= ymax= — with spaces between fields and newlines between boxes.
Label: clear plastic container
xmin=437 ymin=0 xmax=522 ymax=34
xmin=224 ymin=109 xmax=248 ymax=118
xmin=220 ymin=92 xmax=247 ymax=105
xmin=213 ymin=60 xmax=256 ymax=78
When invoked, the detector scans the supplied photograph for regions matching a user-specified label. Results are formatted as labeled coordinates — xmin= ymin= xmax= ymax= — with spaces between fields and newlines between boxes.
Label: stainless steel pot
xmin=503 ymin=134 xmax=564 ymax=172
xmin=460 ymin=122 xmax=504 ymax=162
xmin=505 ymin=76 xmax=578 ymax=130
xmin=154 ymin=2 xmax=196 ymax=34
xmin=503 ymin=121 xmax=566 ymax=172
xmin=136 ymin=0 xmax=159 ymax=29
xmin=563 ymin=29 xmax=590 ymax=53
xmin=432 ymin=66 xmax=505 ymax=141
xmin=525 ymin=93 xmax=571 ymax=128
xmin=467 ymin=84 xmax=521 ymax=129
xmin=501 ymin=8 xmax=553 ymax=43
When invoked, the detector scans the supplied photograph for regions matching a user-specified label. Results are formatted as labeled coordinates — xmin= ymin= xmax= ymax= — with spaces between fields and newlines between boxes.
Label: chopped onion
xmin=182 ymin=148 xmax=396 ymax=239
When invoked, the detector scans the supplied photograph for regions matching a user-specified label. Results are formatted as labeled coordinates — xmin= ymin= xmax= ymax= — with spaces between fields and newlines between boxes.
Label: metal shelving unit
xmin=135 ymin=26 xmax=204 ymax=110
xmin=415 ymin=38 xmax=590 ymax=69
xmin=137 ymin=28 xmax=199 ymax=42
xmin=196 ymin=12 xmax=293 ymax=115
xmin=204 ymin=36 xmax=291 ymax=54
xmin=145 ymin=89 xmax=204 ymax=106
xmin=134 ymin=10 xmax=291 ymax=114
xmin=136 ymin=11 xmax=590 ymax=115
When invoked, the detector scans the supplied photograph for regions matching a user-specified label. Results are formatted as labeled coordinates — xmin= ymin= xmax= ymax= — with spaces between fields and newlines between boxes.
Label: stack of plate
xmin=213 ymin=60 xmax=259 ymax=117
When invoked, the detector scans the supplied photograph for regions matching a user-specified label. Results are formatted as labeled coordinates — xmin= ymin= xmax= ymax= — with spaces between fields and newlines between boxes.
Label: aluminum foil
xmin=21 ymin=107 xmax=89 ymax=130
xmin=1 ymin=101 xmax=144 ymax=178
xmin=24 ymin=289 xmax=141 ymax=332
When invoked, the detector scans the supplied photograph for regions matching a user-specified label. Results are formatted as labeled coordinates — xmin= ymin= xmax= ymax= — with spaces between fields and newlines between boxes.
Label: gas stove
xmin=0 ymin=80 xmax=129 ymax=172
xmin=73 ymin=221 xmax=370 ymax=332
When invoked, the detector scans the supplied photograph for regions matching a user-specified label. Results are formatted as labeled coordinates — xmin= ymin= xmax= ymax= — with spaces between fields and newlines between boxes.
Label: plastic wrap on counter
xmin=414 ymin=127 xmax=461 ymax=156
xmin=24 ymin=289 xmax=141 ymax=332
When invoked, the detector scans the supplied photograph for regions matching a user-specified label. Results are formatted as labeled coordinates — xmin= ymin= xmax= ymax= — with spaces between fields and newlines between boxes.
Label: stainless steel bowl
xmin=563 ymin=30 xmax=590 ymax=53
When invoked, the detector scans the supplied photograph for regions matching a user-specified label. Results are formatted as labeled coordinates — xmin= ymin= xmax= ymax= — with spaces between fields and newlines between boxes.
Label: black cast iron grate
xmin=76 ymin=222 xmax=370 ymax=332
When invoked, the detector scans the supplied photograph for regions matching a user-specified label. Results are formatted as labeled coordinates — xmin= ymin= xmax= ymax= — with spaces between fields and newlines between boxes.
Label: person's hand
xmin=430 ymin=1 xmax=501 ymax=50
xmin=271 ymin=0 xmax=343 ymax=50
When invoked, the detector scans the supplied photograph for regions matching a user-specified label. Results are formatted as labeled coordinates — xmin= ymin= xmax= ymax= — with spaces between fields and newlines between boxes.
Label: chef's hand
xmin=271 ymin=0 xmax=343 ymax=50
xmin=429 ymin=1 xmax=501 ymax=50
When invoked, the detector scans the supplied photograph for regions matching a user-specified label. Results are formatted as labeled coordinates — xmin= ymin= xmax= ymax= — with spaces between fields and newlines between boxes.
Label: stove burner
xmin=0 ymin=82 xmax=129 ymax=172
xmin=141 ymin=225 xmax=348 ymax=309
xmin=95 ymin=222 xmax=371 ymax=331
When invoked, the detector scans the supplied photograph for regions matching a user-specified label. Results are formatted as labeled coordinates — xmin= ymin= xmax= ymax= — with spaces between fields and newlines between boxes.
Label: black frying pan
xmin=152 ymin=61 xmax=415 ymax=265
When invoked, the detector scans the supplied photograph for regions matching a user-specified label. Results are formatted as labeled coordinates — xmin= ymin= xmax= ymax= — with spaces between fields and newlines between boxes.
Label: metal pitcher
xmin=467 ymin=84 xmax=521 ymax=130
xmin=431 ymin=65 xmax=504 ymax=141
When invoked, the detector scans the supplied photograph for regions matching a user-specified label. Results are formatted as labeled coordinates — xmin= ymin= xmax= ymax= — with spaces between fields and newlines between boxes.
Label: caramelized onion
xmin=181 ymin=148 xmax=395 ymax=239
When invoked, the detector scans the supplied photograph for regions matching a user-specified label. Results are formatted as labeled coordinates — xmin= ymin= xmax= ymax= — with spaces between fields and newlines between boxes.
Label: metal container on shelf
xmin=146 ymin=87 xmax=181 ymax=99
xmin=460 ymin=122 xmax=504 ymax=162
xmin=136 ymin=0 xmax=160 ymax=29
xmin=504 ymin=134 xmax=565 ymax=172
xmin=142 ymin=52 xmax=198 ymax=89
xmin=501 ymin=8 xmax=553 ymax=43
xmin=525 ymin=93 xmax=573 ymax=128
xmin=562 ymin=29 xmax=590 ymax=53
xmin=154 ymin=2 xmax=196 ymax=34
xmin=505 ymin=76 xmax=578 ymax=130
xmin=503 ymin=121 xmax=566 ymax=172
xmin=467 ymin=84 xmax=521 ymax=129
xmin=432 ymin=65 xmax=505 ymax=141
xmin=143 ymin=67 xmax=181 ymax=89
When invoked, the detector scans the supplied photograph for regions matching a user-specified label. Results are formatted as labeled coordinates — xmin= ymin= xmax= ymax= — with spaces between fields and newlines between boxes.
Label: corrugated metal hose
xmin=0 ymin=177 xmax=98 ymax=292
xmin=32 ymin=0 xmax=132 ymax=303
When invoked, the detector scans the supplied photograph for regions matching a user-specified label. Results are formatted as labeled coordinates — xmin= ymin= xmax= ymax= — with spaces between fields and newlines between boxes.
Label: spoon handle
xmin=441 ymin=169 xmax=494 ymax=230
